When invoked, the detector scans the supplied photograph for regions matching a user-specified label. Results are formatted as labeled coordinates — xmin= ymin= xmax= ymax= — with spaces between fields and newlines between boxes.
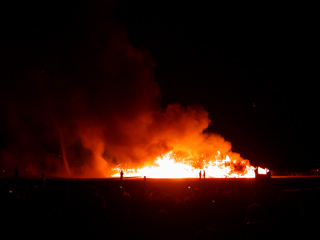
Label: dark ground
xmin=1 ymin=176 xmax=320 ymax=240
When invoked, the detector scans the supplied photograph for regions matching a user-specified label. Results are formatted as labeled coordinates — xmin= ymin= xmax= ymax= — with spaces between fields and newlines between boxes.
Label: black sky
xmin=116 ymin=1 xmax=319 ymax=171
xmin=1 ymin=0 xmax=318 ymax=172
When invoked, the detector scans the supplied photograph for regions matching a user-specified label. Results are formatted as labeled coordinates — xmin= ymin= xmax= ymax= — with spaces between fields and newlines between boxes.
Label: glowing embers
xmin=112 ymin=151 xmax=266 ymax=178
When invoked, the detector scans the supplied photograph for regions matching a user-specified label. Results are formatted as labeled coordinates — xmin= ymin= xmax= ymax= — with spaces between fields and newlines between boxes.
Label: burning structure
xmin=112 ymin=151 xmax=266 ymax=178
xmin=0 ymin=2 xmax=268 ymax=179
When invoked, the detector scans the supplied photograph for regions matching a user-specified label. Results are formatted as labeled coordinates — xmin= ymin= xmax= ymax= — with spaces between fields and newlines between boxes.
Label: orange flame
xmin=112 ymin=151 xmax=268 ymax=178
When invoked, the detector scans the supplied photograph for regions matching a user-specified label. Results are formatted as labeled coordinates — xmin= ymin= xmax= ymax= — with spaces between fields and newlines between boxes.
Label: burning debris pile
xmin=0 ymin=2 xmax=267 ymax=178
xmin=112 ymin=151 xmax=257 ymax=178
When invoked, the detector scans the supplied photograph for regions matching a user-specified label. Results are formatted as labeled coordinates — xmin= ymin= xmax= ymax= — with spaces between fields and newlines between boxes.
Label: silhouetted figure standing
xmin=144 ymin=176 xmax=147 ymax=189
xmin=254 ymin=168 xmax=258 ymax=179
xmin=199 ymin=171 xmax=202 ymax=180
xmin=266 ymin=171 xmax=271 ymax=179
xmin=120 ymin=170 xmax=124 ymax=180
xmin=203 ymin=170 xmax=206 ymax=179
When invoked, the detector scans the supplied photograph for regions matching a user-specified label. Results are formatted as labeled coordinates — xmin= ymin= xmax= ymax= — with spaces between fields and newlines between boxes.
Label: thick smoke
xmin=0 ymin=1 xmax=247 ymax=177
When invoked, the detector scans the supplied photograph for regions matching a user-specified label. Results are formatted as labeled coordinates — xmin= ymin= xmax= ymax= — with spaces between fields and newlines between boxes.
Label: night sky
xmin=0 ymin=0 xmax=318 ymax=174
xmin=115 ymin=1 xmax=318 ymax=171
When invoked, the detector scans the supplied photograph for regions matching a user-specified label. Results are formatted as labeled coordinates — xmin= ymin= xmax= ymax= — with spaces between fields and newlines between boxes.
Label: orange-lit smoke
xmin=0 ymin=3 xmax=262 ymax=178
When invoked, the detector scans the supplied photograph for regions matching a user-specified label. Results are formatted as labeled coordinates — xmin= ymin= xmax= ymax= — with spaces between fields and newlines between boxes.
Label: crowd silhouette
xmin=1 ymin=173 xmax=319 ymax=240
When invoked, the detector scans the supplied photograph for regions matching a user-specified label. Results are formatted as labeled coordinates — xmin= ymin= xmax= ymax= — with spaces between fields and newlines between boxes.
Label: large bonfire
xmin=112 ymin=151 xmax=258 ymax=178
xmin=0 ymin=3 xmax=268 ymax=178
xmin=111 ymin=149 xmax=269 ymax=179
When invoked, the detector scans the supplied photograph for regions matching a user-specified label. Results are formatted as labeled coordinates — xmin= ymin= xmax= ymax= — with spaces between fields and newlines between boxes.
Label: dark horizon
xmin=0 ymin=0 xmax=318 ymax=175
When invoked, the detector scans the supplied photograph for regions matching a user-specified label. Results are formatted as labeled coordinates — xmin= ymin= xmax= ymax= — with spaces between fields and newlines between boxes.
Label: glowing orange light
xmin=257 ymin=167 xmax=269 ymax=175
xmin=112 ymin=151 xmax=265 ymax=178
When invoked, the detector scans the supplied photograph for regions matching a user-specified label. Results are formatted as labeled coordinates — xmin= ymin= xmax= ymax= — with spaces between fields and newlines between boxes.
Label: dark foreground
xmin=1 ymin=176 xmax=320 ymax=240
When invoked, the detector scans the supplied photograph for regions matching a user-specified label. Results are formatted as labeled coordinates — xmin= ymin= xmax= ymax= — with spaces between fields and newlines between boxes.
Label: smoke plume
xmin=0 ymin=1 xmax=247 ymax=177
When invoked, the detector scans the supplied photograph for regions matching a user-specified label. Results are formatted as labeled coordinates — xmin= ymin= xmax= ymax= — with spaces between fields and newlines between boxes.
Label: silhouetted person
xmin=120 ymin=170 xmax=124 ymax=180
xmin=203 ymin=170 xmax=205 ymax=179
xmin=266 ymin=171 xmax=271 ymax=179
xmin=199 ymin=171 xmax=201 ymax=180
xmin=152 ymin=209 xmax=171 ymax=238
xmin=143 ymin=176 xmax=147 ymax=188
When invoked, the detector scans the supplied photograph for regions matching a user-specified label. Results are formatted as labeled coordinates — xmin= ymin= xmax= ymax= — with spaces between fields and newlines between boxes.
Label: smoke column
xmin=0 ymin=1 xmax=249 ymax=177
